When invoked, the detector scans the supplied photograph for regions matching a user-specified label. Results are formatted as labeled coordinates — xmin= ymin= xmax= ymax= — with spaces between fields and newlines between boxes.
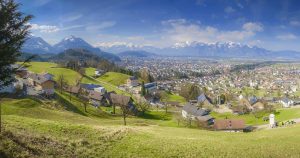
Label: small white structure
xmin=95 ymin=69 xmax=104 ymax=77
xmin=269 ymin=114 xmax=275 ymax=128
xmin=94 ymin=87 xmax=106 ymax=93
xmin=238 ymin=94 xmax=244 ymax=100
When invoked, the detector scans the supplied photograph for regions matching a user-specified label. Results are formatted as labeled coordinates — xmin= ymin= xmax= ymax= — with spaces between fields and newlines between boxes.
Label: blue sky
xmin=17 ymin=0 xmax=300 ymax=51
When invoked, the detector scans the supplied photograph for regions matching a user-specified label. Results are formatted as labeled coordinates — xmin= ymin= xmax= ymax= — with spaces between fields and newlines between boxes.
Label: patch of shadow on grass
xmin=140 ymin=112 xmax=171 ymax=121
xmin=56 ymin=93 xmax=87 ymax=116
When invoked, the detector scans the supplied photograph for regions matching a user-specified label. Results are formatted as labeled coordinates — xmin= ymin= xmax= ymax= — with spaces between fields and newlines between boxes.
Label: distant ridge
xmin=49 ymin=48 xmax=112 ymax=63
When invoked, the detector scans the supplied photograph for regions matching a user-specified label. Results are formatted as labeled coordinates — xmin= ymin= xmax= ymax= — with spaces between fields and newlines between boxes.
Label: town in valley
xmin=1 ymin=0 xmax=300 ymax=157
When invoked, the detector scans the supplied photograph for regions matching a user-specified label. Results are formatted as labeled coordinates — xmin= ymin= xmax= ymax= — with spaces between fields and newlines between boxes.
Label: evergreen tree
xmin=0 ymin=0 xmax=32 ymax=87
xmin=0 ymin=0 xmax=32 ymax=133
xmin=141 ymin=81 xmax=146 ymax=96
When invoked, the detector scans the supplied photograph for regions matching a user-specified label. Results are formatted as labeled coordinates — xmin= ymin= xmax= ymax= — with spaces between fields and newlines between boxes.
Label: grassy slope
xmin=165 ymin=92 xmax=186 ymax=104
xmin=4 ymin=63 xmax=300 ymax=157
xmin=212 ymin=107 xmax=300 ymax=125
xmin=86 ymin=67 xmax=130 ymax=86
xmin=26 ymin=62 xmax=81 ymax=85
xmin=1 ymin=98 xmax=300 ymax=157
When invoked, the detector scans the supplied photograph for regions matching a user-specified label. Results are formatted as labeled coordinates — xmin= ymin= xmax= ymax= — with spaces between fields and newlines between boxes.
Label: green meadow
xmin=2 ymin=62 xmax=299 ymax=157
xmin=1 ymin=97 xmax=300 ymax=158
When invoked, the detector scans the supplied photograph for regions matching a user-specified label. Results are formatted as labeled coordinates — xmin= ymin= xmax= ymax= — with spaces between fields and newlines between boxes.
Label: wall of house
xmin=41 ymin=81 xmax=55 ymax=95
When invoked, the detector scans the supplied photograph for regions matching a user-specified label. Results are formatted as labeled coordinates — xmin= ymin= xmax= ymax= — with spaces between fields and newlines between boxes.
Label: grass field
xmin=98 ymin=72 xmax=131 ymax=86
xmin=211 ymin=107 xmax=300 ymax=125
xmin=1 ymin=97 xmax=300 ymax=157
xmin=26 ymin=62 xmax=82 ymax=85
xmin=85 ymin=67 xmax=131 ymax=86
xmin=165 ymin=92 xmax=186 ymax=104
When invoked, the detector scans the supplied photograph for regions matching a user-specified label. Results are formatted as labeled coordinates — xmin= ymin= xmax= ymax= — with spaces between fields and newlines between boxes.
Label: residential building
xmin=213 ymin=119 xmax=245 ymax=131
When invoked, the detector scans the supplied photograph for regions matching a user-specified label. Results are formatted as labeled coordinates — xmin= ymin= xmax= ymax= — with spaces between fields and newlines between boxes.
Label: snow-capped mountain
xmin=161 ymin=41 xmax=271 ymax=57
xmin=53 ymin=35 xmax=100 ymax=53
xmin=22 ymin=36 xmax=55 ymax=54
xmin=22 ymin=35 xmax=121 ymax=61
xmin=98 ymin=43 xmax=152 ymax=54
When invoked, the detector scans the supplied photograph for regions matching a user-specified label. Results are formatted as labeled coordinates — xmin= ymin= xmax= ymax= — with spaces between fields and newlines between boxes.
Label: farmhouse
xmin=28 ymin=72 xmax=55 ymax=95
xmin=144 ymin=82 xmax=157 ymax=94
xmin=197 ymin=93 xmax=213 ymax=106
xmin=88 ymin=91 xmax=108 ymax=106
xmin=182 ymin=103 xmax=214 ymax=124
xmin=110 ymin=93 xmax=138 ymax=114
xmin=65 ymin=86 xmax=80 ymax=95
xmin=80 ymin=83 xmax=106 ymax=93
xmin=214 ymin=119 xmax=245 ymax=132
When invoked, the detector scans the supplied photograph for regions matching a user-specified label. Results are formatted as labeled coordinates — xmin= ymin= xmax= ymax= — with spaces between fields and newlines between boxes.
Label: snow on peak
xmin=63 ymin=35 xmax=77 ymax=41
xmin=96 ymin=42 xmax=143 ymax=48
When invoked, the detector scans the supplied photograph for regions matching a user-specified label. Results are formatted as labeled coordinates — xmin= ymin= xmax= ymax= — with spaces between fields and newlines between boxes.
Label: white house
xmin=279 ymin=98 xmax=294 ymax=108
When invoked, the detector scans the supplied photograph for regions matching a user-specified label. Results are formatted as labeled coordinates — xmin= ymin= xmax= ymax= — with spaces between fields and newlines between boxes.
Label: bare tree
xmin=135 ymin=97 xmax=150 ymax=115
xmin=174 ymin=112 xmax=183 ymax=126
xmin=79 ymin=89 xmax=89 ymax=112
xmin=57 ymin=74 xmax=67 ymax=94
xmin=158 ymin=91 xmax=168 ymax=114
xmin=119 ymin=97 xmax=131 ymax=126
xmin=78 ymin=68 xmax=86 ymax=76
xmin=82 ymin=97 xmax=89 ymax=112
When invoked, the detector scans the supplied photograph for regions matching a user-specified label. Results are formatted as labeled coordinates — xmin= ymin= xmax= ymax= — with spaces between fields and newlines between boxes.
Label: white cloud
xmin=29 ymin=23 xmax=60 ymax=33
xmin=242 ymin=22 xmax=263 ymax=32
xmin=159 ymin=19 xmax=264 ymax=46
xmin=290 ymin=20 xmax=300 ymax=27
xmin=276 ymin=33 xmax=298 ymax=40
xmin=86 ymin=21 xmax=116 ymax=31
xmin=224 ymin=6 xmax=235 ymax=13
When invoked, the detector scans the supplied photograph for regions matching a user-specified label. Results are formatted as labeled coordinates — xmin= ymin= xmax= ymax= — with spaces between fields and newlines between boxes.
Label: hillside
xmin=1 ymin=97 xmax=300 ymax=157
xmin=26 ymin=62 xmax=81 ymax=85
xmin=4 ymin=62 xmax=300 ymax=158
xmin=85 ymin=67 xmax=131 ymax=86
xmin=50 ymin=48 xmax=120 ymax=64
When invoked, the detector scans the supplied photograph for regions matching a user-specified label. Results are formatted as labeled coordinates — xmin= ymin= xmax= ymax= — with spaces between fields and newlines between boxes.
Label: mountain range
xmin=22 ymin=36 xmax=300 ymax=60
xmin=22 ymin=35 xmax=120 ymax=62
